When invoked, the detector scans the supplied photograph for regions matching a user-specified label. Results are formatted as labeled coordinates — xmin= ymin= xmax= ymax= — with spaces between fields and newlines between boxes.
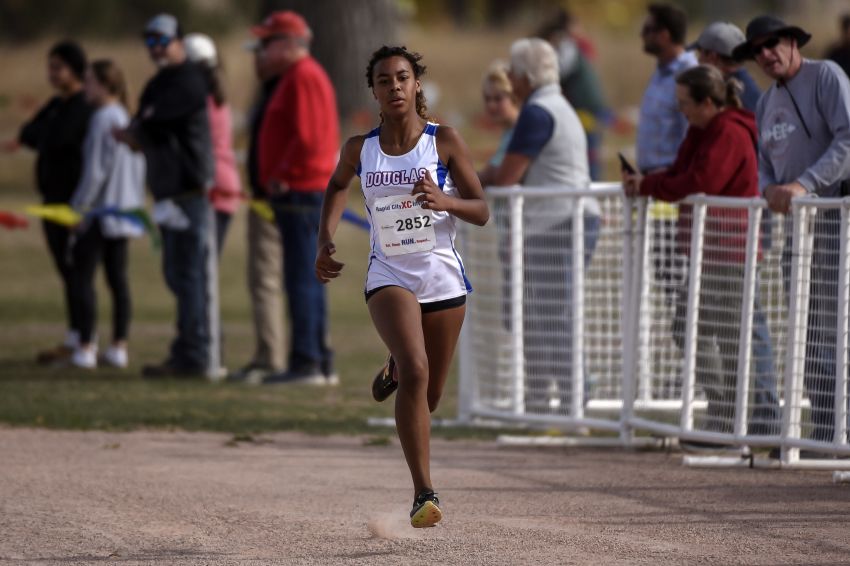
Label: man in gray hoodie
xmin=734 ymin=16 xmax=850 ymax=444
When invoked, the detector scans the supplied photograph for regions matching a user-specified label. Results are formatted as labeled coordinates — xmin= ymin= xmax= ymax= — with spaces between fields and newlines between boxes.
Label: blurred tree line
xmin=0 ymin=0 xmax=267 ymax=41
xmin=0 ymin=0 xmax=816 ymax=43
xmin=0 ymin=0 xmax=813 ymax=43
xmin=0 ymin=0 xmax=822 ymax=119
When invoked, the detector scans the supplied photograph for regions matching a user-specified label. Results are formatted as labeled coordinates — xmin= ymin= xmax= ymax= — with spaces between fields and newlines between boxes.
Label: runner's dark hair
xmin=366 ymin=45 xmax=428 ymax=120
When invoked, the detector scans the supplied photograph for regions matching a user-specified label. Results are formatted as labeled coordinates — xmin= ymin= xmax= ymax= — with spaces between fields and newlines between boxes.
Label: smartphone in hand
xmin=618 ymin=152 xmax=636 ymax=175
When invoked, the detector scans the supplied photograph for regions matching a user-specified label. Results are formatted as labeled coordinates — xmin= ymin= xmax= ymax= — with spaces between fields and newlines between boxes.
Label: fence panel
xmin=457 ymin=187 xmax=850 ymax=460
xmin=459 ymin=186 xmax=624 ymax=430
xmin=782 ymin=200 xmax=850 ymax=457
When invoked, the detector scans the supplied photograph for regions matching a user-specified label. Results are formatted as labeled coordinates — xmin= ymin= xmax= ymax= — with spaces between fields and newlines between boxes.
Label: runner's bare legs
xmin=368 ymin=286 xmax=465 ymax=495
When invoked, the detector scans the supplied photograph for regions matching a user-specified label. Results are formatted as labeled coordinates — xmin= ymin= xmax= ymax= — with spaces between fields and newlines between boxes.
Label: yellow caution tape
xmin=25 ymin=204 xmax=82 ymax=227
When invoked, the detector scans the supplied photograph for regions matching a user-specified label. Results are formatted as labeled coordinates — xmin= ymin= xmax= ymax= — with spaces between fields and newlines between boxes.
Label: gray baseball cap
xmin=688 ymin=22 xmax=745 ymax=58
xmin=144 ymin=13 xmax=180 ymax=38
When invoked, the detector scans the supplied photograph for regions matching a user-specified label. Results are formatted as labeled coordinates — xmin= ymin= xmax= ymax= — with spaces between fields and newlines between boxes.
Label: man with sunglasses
xmin=734 ymin=16 xmax=850 ymax=445
xmin=115 ymin=13 xmax=214 ymax=378
xmin=637 ymin=3 xmax=697 ymax=175
xmin=636 ymin=4 xmax=697 ymax=359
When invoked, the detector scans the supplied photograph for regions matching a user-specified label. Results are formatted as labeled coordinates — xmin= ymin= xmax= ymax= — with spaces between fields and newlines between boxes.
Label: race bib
xmin=373 ymin=194 xmax=436 ymax=257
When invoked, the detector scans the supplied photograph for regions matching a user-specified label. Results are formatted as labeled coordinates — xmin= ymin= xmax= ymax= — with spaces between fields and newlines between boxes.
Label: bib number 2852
xmin=395 ymin=216 xmax=432 ymax=232
xmin=374 ymin=194 xmax=436 ymax=257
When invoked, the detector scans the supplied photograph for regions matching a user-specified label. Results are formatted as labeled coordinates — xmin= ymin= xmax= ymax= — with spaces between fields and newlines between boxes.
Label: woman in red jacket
xmin=623 ymin=64 xmax=780 ymax=438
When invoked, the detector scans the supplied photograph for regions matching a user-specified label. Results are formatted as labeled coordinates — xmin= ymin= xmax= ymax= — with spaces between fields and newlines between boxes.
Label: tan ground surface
xmin=1 ymin=429 xmax=849 ymax=566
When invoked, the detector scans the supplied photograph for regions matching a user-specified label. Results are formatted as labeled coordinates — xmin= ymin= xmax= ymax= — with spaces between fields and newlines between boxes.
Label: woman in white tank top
xmin=316 ymin=46 xmax=489 ymax=528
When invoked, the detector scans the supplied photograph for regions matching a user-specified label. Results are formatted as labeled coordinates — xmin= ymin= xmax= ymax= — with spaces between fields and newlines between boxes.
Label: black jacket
xmin=19 ymin=91 xmax=93 ymax=203
xmin=134 ymin=61 xmax=213 ymax=201
xmin=247 ymin=76 xmax=281 ymax=198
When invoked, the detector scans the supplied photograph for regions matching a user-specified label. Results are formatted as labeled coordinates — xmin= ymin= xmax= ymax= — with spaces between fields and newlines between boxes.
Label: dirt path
xmin=1 ymin=429 xmax=849 ymax=565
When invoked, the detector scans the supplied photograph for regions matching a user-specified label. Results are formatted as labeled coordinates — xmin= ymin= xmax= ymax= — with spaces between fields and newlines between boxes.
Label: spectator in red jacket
xmin=251 ymin=11 xmax=340 ymax=385
xmin=623 ymin=64 xmax=780 ymax=439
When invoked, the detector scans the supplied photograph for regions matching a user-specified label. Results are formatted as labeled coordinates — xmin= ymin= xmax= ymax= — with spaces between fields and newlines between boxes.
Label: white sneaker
xmin=101 ymin=346 xmax=128 ymax=368
xmin=71 ymin=347 xmax=97 ymax=369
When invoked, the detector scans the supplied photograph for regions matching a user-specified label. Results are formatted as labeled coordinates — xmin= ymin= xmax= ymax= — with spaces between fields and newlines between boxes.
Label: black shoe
xmin=142 ymin=361 xmax=206 ymax=379
xmin=410 ymin=489 xmax=442 ymax=528
xmin=371 ymin=354 xmax=398 ymax=402
xmin=262 ymin=365 xmax=327 ymax=386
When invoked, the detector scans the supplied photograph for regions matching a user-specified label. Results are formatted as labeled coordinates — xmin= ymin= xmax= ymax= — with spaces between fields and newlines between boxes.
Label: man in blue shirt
xmin=636 ymin=4 xmax=697 ymax=347
xmin=636 ymin=3 xmax=697 ymax=174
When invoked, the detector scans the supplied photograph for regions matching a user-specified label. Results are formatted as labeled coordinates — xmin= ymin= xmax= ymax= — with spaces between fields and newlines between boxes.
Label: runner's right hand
xmin=315 ymin=241 xmax=344 ymax=283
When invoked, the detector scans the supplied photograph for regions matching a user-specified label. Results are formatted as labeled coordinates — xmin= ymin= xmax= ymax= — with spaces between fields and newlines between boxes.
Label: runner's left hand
xmin=412 ymin=171 xmax=451 ymax=212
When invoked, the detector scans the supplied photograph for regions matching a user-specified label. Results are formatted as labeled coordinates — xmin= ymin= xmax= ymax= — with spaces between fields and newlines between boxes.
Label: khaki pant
xmin=246 ymin=207 xmax=285 ymax=370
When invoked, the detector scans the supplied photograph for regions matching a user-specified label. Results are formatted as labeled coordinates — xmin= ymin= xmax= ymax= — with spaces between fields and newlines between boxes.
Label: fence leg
xmin=680 ymin=203 xmax=706 ymax=433
xmin=734 ymin=205 xmax=761 ymax=437
xmin=782 ymin=205 xmax=813 ymax=464
xmin=509 ymin=191 xmax=525 ymax=415
xmin=206 ymin=203 xmax=223 ymax=381
xmin=620 ymin=197 xmax=638 ymax=445
xmin=571 ymin=200 xmax=586 ymax=420
xmin=834 ymin=203 xmax=850 ymax=444
xmin=636 ymin=200 xmax=652 ymax=402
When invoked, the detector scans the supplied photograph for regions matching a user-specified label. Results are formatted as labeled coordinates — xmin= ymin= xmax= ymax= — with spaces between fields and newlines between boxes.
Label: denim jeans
xmin=160 ymin=194 xmax=210 ymax=370
xmin=672 ymin=269 xmax=780 ymax=435
xmin=272 ymin=191 xmax=333 ymax=374
xmin=749 ymin=299 xmax=781 ymax=435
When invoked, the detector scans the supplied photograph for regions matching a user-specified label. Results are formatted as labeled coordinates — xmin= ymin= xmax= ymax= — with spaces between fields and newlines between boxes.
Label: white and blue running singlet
xmin=358 ymin=122 xmax=472 ymax=304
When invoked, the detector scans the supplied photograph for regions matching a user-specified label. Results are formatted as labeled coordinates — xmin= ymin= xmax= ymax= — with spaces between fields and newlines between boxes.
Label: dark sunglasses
xmin=752 ymin=36 xmax=781 ymax=55
xmin=260 ymin=35 xmax=287 ymax=49
xmin=144 ymin=35 xmax=172 ymax=48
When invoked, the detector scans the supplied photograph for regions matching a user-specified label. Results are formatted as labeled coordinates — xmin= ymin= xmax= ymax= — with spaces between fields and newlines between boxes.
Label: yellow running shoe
xmin=410 ymin=489 xmax=442 ymax=528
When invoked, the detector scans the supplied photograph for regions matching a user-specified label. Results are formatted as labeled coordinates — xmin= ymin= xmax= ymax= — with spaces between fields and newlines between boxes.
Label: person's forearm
xmin=317 ymin=182 xmax=349 ymax=245
xmin=796 ymin=139 xmax=850 ymax=194
xmin=447 ymin=197 xmax=489 ymax=226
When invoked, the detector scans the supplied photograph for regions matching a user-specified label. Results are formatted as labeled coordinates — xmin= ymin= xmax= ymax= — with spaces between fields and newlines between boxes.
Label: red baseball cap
xmin=251 ymin=10 xmax=310 ymax=39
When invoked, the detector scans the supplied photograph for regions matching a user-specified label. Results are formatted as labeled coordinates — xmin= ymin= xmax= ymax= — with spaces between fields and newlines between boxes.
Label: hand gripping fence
xmin=456 ymin=184 xmax=850 ymax=468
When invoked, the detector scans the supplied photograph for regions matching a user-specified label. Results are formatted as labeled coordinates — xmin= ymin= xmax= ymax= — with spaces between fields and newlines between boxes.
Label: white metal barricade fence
xmin=457 ymin=184 xmax=850 ymax=467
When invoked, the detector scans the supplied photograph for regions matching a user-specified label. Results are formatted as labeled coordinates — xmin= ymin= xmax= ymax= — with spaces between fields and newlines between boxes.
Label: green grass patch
xmin=0 ymin=194 xmax=520 ymax=439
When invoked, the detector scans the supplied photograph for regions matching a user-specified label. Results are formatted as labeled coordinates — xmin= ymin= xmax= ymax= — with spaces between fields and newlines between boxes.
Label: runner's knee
xmin=396 ymin=354 xmax=429 ymax=392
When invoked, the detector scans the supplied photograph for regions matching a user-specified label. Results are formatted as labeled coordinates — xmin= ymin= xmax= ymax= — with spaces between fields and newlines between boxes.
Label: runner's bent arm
xmin=423 ymin=126 xmax=489 ymax=226
xmin=316 ymin=135 xmax=363 ymax=283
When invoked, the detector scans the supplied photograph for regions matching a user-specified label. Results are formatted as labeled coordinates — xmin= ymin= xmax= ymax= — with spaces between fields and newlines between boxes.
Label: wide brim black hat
xmin=732 ymin=15 xmax=812 ymax=61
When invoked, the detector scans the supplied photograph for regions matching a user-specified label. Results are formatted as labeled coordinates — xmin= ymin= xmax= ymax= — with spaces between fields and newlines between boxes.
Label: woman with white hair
xmin=184 ymin=33 xmax=242 ymax=253
xmin=492 ymin=38 xmax=600 ymax=413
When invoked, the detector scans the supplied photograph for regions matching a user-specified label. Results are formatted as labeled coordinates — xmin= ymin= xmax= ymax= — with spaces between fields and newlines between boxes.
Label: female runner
xmin=315 ymin=45 xmax=489 ymax=528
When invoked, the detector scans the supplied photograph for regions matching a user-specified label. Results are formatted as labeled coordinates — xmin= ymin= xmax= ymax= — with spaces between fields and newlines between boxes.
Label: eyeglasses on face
xmin=260 ymin=35 xmax=288 ymax=50
xmin=144 ymin=35 xmax=172 ymax=48
xmin=752 ymin=36 xmax=781 ymax=55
